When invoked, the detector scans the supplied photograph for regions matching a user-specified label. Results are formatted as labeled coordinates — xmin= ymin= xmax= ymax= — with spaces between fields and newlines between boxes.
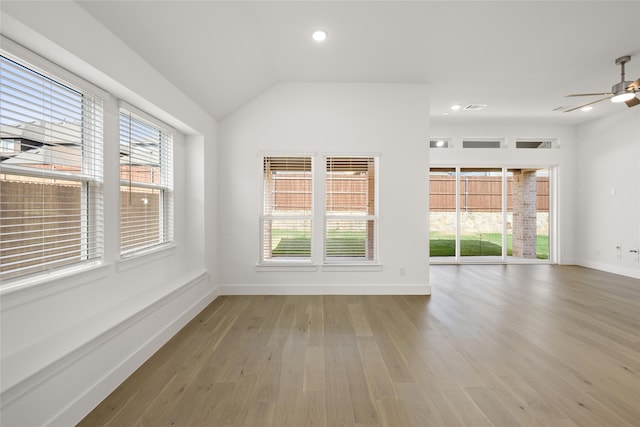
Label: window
xmin=119 ymin=109 xmax=173 ymax=256
xmin=430 ymin=139 xmax=450 ymax=149
xmin=515 ymin=140 xmax=553 ymax=149
xmin=0 ymin=138 xmax=18 ymax=155
xmin=0 ymin=54 xmax=103 ymax=281
xmin=462 ymin=140 xmax=502 ymax=149
xmin=325 ymin=156 xmax=377 ymax=263
xmin=260 ymin=156 xmax=312 ymax=262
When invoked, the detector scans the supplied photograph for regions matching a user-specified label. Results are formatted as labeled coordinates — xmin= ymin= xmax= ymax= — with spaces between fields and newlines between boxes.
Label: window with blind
xmin=325 ymin=156 xmax=377 ymax=263
xmin=119 ymin=109 xmax=173 ymax=256
xmin=0 ymin=54 xmax=103 ymax=282
xmin=261 ymin=156 xmax=312 ymax=261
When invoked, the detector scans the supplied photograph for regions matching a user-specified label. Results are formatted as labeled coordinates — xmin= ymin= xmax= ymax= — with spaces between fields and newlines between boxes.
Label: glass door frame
xmin=429 ymin=165 xmax=556 ymax=264
xmin=458 ymin=167 xmax=506 ymax=263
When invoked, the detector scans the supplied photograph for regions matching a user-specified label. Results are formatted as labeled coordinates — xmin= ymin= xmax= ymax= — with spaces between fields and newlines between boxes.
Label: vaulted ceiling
xmin=79 ymin=1 xmax=640 ymax=124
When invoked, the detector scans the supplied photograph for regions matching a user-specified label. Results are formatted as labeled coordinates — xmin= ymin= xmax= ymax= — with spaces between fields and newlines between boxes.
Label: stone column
xmin=512 ymin=170 xmax=537 ymax=258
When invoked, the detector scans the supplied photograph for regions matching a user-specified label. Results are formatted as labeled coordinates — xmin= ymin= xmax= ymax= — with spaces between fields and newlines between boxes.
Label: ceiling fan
xmin=565 ymin=55 xmax=640 ymax=112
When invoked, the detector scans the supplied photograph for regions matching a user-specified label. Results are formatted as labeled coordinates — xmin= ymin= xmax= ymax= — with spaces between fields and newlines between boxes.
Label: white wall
xmin=218 ymin=83 xmax=430 ymax=294
xmin=575 ymin=108 xmax=640 ymax=278
xmin=0 ymin=3 xmax=217 ymax=426
xmin=429 ymin=121 xmax=578 ymax=264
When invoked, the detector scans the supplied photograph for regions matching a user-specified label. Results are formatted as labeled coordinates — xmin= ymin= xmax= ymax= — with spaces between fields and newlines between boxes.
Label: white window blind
xmin=325 ymin=156 xmax=377 ymax=262
xmin=119 ymin=109 xmax=173 ymax=256
xmin=261 ymin=156 xmax=312 ymax=261
xmin=0 ymin=54 xmax=104 ymax=282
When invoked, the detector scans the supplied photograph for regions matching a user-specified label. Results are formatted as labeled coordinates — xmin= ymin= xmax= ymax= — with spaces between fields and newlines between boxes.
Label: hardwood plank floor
xmin=79 ymin=265 xmax=640 ymax=426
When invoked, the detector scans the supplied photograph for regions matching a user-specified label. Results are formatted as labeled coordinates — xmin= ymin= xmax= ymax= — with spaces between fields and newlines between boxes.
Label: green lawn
xmin=430 ymin=232 xmax=549 ymax=259
xmin=271 ymin=230 xmax=366 ymax=257
xmin=271 ymin=237 xmax=311 ymax=256
xmin=270 ymin=230 xmax=549 ymax=259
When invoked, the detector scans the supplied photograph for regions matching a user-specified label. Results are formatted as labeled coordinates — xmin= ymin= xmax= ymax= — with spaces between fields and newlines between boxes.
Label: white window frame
xmin=430 ymin=138 xmax=452 ymax=149
xmin=323 ymin=155 xmax=379 ymax=265
xmin=0 ymin=48 xmax=104 ymax=283
xmin=461 ymin=138 xmax=504 ymax=149
xmin=259 ymin=155 xmax=314 ymax=264
xmin=119 ymin=103 xmax=174 ymax=258
xmin=257 ymin=153 xmax=381 ymax=269
xmin=514 ymin=138 xmax=557 ymax=149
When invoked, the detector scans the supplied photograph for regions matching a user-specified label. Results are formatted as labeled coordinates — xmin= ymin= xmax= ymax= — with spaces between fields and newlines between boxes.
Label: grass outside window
xmin=430 ymin=232 xmax=549 ymax=259
xmin=271 ymin=229 xmax=367 ymax=258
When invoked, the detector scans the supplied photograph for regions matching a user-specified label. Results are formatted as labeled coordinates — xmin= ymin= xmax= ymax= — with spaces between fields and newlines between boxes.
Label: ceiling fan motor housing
xmin=612 ymin=81 xmax=634 ymax=94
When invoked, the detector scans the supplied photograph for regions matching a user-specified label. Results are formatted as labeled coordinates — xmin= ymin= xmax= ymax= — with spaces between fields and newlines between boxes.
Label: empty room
xmin=1 ymin=1 xmax=639 ymax=426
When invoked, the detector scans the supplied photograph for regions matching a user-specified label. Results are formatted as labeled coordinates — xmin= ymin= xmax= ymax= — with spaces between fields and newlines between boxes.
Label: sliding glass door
xmin=429 ymin=168 xmax=457 ymax=261
xmin=459 ymin=168 xmax=503 ymax=261
xmin=506 ymin=168 xmax=550 ymax=261
xmin=429 ymin=167 xmax=553 ymax=263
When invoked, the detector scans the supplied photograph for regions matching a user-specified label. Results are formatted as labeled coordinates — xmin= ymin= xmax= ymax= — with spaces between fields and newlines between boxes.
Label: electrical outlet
xmin=400 ymin=267 xmax=406 ymax=277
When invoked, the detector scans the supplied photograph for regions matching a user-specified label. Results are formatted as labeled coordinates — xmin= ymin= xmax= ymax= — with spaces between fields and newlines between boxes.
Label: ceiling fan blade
xmin=566 ymin=92 xmax=612 ymax=97
xmin=564 ymin=96 xmax=612 ymax=112
xmin=625 ymin=95 xmax=640 ymax=108
xmin=626 ymin=79 xmax=640 ymax=90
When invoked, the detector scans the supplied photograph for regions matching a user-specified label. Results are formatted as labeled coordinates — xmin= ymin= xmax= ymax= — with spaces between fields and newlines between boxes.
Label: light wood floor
xmin=79 ymin=265 xmax=640 ymax=426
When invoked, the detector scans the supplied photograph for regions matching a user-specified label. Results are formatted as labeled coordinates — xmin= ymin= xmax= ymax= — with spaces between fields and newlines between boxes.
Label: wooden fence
xmin=269 ymin=175 xmax=549 ymax=213
xmin=1 ymin=178 xmax=161 ymax=278
xmin=430 ymin=176 xmax=549 ymax=212
xmin=0 ymin=180 xmax=82 ymax=277
xmin=270 ymin=174 xmax=370 ymax=212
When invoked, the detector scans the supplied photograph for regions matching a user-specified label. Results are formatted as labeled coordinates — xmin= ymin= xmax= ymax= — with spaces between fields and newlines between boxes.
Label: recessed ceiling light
xmin=450 ymin=104 xmax=461 ymax=111
xmin=436 ymin=140 xmax=445 ymax=147
xmin=581 ymin=106 xmax=593 ymax=112
xmin=312 ymin=30 xmax=328 ymax=42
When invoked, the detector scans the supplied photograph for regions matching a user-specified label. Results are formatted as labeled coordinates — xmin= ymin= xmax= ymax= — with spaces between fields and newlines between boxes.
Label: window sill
xmin=321 ymin=263 xmax=383 ymax=272
xmin=0 ymin=261 xmax=111 ymax=310
xmin=255 ymin=262 xmax=318 ymax=272
xmin=117 ymin=243 xmax=177 ymax=272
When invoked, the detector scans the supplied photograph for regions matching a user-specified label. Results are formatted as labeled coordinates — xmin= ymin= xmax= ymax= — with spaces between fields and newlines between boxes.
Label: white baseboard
xmin=1 ymin=270 xmax=218 ymax=427
xmin=219 ymin=283 xmax=431 ymax=296
xmin=576 ymin=258 xmax=640 ymax=279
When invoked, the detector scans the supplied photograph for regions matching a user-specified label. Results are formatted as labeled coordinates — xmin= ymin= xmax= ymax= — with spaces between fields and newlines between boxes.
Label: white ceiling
xmin=78 ymin=1 xmax=640 ymax=124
